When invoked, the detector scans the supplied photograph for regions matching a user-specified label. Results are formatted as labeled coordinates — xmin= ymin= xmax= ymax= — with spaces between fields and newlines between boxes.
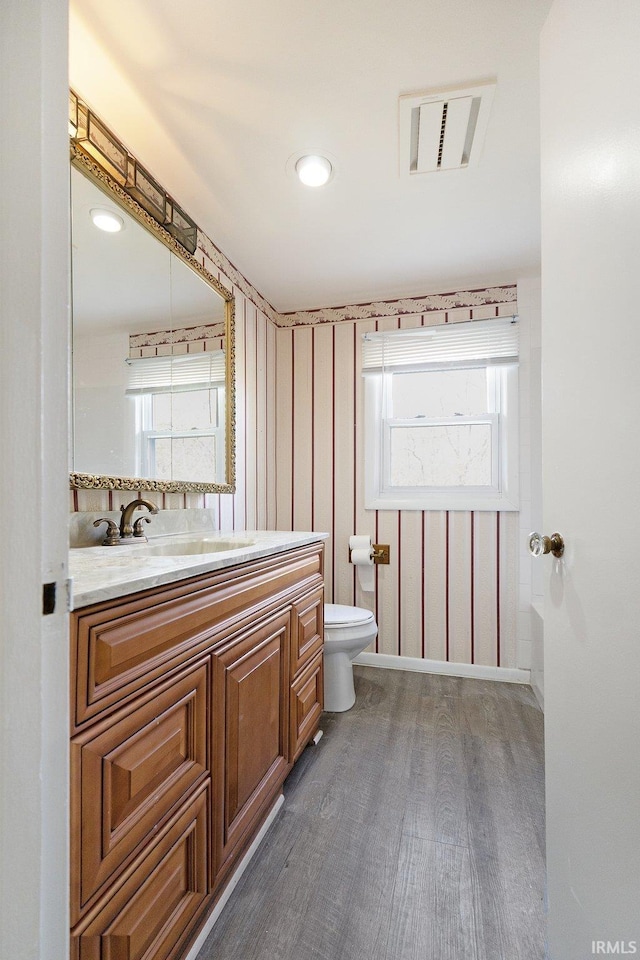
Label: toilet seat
xmin=324 ymin=603 xmax=374 ymax=628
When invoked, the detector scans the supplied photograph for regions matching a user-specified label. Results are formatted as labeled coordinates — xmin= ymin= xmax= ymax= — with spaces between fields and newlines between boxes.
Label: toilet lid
xmin=324 ymin=603 xmax=375 ymax=627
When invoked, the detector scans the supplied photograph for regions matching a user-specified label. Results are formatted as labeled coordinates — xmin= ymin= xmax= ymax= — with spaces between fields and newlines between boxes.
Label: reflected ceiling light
xmin=90 ymin=207 xmax=124 ymax=233
xmin=295 ymin=155 xmax=333 ymax=187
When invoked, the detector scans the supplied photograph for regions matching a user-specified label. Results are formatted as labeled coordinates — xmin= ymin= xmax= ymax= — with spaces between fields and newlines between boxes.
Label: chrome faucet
xmin=119 ymin=497 xmax=158 ymax=540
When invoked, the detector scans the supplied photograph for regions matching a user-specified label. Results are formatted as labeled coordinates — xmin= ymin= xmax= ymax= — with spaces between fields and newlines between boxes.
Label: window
xmin=126 ymin=352 xmax=225 ymax=483
xmin=363 ymin=318 xmax=519 ymax=510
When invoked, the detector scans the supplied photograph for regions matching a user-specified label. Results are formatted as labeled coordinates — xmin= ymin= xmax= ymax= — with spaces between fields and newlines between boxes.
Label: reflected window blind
xmin=362 ymin=317 xmax=518 ymax=373
xmin=125 ymin=351 xmax=225 ymax=395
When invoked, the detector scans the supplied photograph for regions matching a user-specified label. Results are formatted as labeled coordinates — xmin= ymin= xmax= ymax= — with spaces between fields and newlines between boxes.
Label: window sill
xmin=364 ymin=492 xmax=519 ymax=512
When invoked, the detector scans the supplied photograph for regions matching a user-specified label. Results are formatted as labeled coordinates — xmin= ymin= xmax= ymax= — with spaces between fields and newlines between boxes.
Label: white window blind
xmin=362 ymin=317 xmax=518 ymax=372
xmin=125 ymin=350 xmax=225 ymax=395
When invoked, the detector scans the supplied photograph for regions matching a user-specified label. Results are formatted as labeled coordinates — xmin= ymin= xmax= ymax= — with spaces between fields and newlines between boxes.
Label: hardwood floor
xmin=197 ymin=666 xmax=546 ymax=960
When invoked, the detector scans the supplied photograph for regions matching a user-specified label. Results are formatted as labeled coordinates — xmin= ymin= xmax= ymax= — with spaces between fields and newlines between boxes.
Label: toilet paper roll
xmin=349 ymin=536 xmax=375 ymax=592
xmin=349 ymin=535 xmax=372 ymax=553
xmin=350 ymin=547 xmax=373 ymax=566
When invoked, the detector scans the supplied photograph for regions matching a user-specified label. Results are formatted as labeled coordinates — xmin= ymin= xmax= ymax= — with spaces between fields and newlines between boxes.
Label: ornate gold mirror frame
xmin=69 ymin=90 xmax=236 ymax=494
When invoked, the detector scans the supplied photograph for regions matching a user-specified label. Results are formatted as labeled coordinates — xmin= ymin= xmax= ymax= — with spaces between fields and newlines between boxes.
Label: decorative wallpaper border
xmin=128 ymin=280 xmax=518 ymax=338
xmin=276 ymin=285 xmax=517 ymax=327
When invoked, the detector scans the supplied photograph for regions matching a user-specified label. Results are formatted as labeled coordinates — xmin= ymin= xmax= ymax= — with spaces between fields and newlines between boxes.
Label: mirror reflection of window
xmin=126 ymin=353 xmax=225 ymax=483
xmin=140 ymin=387 xmax=224 ymax=482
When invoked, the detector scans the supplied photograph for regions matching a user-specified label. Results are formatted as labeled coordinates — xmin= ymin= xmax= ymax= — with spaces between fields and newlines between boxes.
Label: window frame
xmin=134 ymin=387 xmax=225 ymax=482
xmin=364 ymin=357 xmax=519 ymax=512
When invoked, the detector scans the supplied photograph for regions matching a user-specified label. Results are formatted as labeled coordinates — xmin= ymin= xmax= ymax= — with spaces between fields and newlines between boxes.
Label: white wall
xmin=74 ymin=330 xmax=137 ymax=475
xmin=0 ymin=2 xmax=70 ymax=959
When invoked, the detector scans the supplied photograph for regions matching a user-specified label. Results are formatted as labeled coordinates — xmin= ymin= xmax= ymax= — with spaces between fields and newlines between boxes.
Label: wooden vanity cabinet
xmin=70 ymin=543 xmax=324 ymax=960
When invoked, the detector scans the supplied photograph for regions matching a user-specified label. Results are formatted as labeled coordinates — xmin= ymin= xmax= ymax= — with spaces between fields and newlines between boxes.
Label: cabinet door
xmin=290 ymin=586 xmax=324 ymax=677
xmin=73 ymin=784 xmax=209 ymax=960
xmin=70 ymin=661 xmax=208 ymax=921
xmin=290 ymin=650 xmax=324 ymax=762
xmin=212 ymin=611 xmax=290 ymax=883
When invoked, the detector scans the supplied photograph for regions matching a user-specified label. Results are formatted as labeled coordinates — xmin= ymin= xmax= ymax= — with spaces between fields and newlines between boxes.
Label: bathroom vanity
xmin=68 ymin=532 xmax=326 ymax=960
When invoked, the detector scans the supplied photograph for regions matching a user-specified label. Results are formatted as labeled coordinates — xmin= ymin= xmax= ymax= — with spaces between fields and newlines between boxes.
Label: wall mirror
xmin=69 ymin=97 xmax=235 ymax=494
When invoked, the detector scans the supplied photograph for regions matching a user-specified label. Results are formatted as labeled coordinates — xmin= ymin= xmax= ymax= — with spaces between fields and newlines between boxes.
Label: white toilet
xmin=323 ymin=604 xmax=378 ymax=712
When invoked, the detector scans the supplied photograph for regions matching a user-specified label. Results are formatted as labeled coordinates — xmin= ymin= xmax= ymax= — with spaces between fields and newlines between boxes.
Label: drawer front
xmin=73 ymin=784 xmax=209 ymax=960
xmin=290 ymin=650 xmax=324 ymax=762
xmin=73 ymin=544 xmax=324 ymax=728
xmin=290 ymin=586 xmax=324 ymax=677
xmin=71 ymin=661 xmax=208 ymax=921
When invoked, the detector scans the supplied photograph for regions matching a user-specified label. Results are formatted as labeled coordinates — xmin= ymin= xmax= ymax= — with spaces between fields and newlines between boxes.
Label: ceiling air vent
xmin=399 ymin=81 xmax=496 ymax=176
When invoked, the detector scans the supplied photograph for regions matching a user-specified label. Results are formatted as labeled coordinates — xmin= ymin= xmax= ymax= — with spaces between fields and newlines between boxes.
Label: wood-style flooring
xmin=197 ymin=666 xmax=546 ymax=960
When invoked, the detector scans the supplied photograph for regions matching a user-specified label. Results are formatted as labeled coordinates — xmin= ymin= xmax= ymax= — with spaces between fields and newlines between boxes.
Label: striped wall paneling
xmin=274 ymin=301 xmax=520 ymax=670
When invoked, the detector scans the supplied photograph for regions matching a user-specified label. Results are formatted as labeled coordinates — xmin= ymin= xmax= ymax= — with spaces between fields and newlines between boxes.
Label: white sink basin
xmin=141 ymin=537 xmax=255 ymax=557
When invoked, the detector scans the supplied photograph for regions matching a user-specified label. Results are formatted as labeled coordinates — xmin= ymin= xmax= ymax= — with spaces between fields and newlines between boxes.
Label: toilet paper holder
xmin=372 ymin=544 xmax=390 ymax=564
xmin=348 ymin=543 xmax=390 ymax=564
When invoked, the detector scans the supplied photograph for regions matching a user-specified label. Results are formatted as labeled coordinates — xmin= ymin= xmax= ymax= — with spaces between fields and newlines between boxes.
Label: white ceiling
xmin=69 ymin=0 xmax=552 ymax=313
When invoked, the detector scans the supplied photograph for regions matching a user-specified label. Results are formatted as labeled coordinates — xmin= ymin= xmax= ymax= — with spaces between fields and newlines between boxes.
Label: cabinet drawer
xmin=290 ymin=650 xmax=324 ymax=762
xmin=290 ymin=586 xmax=324 ymax=677
xmin=71 ymin=661 xmax=208 ymax=921
xmin=72 ymin=545 xmax=323 ymax=728
xmin=72 ymin=784 xmax=209 ymax=960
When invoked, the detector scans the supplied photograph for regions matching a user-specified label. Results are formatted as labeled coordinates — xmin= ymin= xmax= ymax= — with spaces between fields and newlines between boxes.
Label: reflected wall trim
xmin=130 ymin=322 xmax=225 ymax=351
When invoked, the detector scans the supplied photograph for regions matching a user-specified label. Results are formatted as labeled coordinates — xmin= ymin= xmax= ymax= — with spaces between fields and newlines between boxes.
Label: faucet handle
xmin=93 ymin=518 xmax=121 ymax=546
xmin=133 ymin=516 xmax=152 ymax=540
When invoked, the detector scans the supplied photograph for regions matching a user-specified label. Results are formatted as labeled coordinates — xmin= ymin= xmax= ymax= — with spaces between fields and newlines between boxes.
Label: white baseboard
xmin=183 ymin=793 xmax=284 ymax=960
xmin=353 ymin=652 xmax=530 ymax=685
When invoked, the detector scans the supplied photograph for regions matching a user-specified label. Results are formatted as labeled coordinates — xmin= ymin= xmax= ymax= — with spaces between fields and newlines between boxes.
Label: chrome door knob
xmin=529 ymin=531 xmax=565 ymax=558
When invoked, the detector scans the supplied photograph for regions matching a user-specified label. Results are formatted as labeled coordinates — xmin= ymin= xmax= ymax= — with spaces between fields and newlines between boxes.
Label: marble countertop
xmin=69 ymin=530 xmax=329 ymax=609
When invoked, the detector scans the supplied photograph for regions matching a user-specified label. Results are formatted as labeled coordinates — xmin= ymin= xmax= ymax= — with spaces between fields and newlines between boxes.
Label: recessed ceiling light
xmin=90 ymin=207 xmax=124 ymax=233
xmin=295 ymin=155 xmax=333 ymax=187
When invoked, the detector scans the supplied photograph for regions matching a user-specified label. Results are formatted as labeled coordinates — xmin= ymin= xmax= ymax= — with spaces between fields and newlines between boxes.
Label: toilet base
xmin=323 ymin=651 xmax=356 ymax=712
